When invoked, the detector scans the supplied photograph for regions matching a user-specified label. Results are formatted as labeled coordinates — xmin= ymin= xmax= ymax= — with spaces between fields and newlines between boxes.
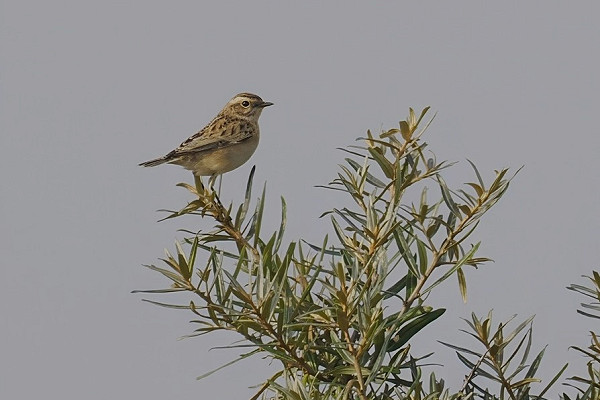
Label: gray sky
xmin=2 ymin=2 xmax=599 ymax=399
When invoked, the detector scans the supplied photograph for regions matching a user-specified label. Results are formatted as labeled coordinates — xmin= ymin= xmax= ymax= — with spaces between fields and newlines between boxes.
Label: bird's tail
xmin=139 ymin=156 xmax=169 ymax=168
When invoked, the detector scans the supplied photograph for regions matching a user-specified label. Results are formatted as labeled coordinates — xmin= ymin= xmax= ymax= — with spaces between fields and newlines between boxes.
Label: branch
xmin=194 ymin=175 xmax=261 ymax=265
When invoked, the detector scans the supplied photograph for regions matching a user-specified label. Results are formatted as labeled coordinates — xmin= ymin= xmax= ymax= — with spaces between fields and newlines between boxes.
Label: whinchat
xmin=139 ymin=93 xmax=273 ymax=176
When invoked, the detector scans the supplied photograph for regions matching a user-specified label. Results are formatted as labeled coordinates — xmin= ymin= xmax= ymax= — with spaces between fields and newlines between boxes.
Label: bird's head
xmin=224 ymin=93 xmax=273 ymax=119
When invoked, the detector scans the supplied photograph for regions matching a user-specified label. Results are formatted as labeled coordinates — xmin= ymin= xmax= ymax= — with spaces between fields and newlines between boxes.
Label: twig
xmin=194 ymin=175 xmax=261 ymax=265
xmin=460 ymin=347 xmax=490 ymax=395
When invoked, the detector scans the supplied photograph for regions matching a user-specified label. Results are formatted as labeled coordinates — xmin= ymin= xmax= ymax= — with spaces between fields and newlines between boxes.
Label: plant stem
xmin=195 ymin=176 xmax=261 ymax=265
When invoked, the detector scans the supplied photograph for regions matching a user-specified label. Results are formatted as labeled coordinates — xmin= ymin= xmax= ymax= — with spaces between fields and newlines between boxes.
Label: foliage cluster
xmin=137 ymin=108 xmax=599 ymax=400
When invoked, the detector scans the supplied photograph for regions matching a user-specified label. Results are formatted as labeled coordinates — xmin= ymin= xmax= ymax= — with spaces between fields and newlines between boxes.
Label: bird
xmin=139 ymin=93 xmax=273 ymax=177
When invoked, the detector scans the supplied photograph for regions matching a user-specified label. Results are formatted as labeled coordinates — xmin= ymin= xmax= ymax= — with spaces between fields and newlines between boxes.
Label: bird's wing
xmin=172 ymin=116 xmax=254 ymax=156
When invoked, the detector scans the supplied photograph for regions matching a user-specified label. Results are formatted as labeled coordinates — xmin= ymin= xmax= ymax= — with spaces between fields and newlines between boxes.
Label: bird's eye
xmin=241 ymin=100 xmax=250 ymax=108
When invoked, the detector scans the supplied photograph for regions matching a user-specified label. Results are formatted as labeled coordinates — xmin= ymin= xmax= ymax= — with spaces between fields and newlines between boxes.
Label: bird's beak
xmin=258 ymin=101 xmax=274 ymax=108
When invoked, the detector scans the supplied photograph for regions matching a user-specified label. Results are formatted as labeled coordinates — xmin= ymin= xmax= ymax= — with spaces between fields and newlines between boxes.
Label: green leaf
xmin=143 ymin=263 xmax=190 ymax=288
xmin=438 ymin=341 xmax=482 ymax=358
xmin=368 ymin=147 xmax=394 ymax=179
xmin=408 ymin=107 xmax=416 ymax=128
xmin=251 ymin=183 xmax=267 ymax=246
xmin=131 ymin=288 xmax=188 ymax=294
xmin=466 ymin=159 xmax=485 ymax=189
xmin=187 ymin=236 xmax=199 ymax=278
xmin=437 ymin=175 xmax=461 ymax=218
xmin=501 ymin=315 xmax=534 ymax=346
xmin=274 ymin=197 xmax=287 ymax=253
xmin=336 ymin=308 xmax=349 ymax=332
xmin=141 ymin=299 xmax=190 ymax=309
xmin=416 ymin=106 xmax=431 ymax=126
xmin=423 ymin=242 xmax=480 ymax=296
xmin=400 ymin=120 xmax=411 ymax=140
xmin=380 ymin=128 xmax=400 ymax=138
xmin=393 ymin=230 xmax=420 ymax=278
xmin=457 ymin=267 xmax=467 ymax=303
xmin=383 ymin=275 xmax=408 ymax=299
xmin=388 ymin=308 xmax=446 ymax=351
xmin=454 ymin=351 xmax=498 ymax=381
xmin=466 ymin=182 xmax=484 ymax=197
xmin=345 ymin=157 xmax=386 ymax=188
xmin=535 ymin=363 xmax=568 ymax=399
xmin=416 ymin=238 xmax=428 ymax=275
xmin=175 ymin=241 xmax=192 ymax=281
xmin=510 ymin=377 xmax=541 ymax=389
xmin=196 ymin=350 xmax=259 ymax=380
xmin=426 ymin=216 xmax=443 ymax=238
xmin=234 ymin=166 xmax=255 ymax=228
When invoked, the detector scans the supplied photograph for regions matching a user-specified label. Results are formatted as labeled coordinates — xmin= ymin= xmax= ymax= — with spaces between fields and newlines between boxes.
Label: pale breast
xmin=172 ymin=132 xmax=260 ymax=176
